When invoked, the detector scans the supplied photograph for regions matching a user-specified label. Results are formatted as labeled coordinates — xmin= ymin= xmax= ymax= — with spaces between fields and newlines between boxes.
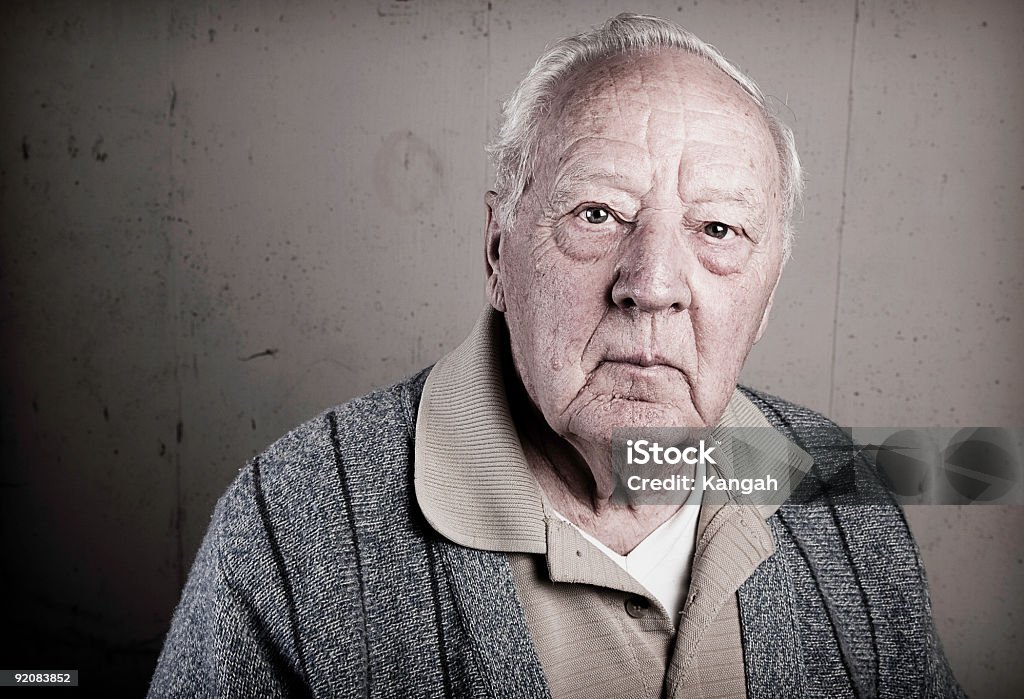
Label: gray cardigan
xmin=148 ymin=368 xmax=965 ymax=698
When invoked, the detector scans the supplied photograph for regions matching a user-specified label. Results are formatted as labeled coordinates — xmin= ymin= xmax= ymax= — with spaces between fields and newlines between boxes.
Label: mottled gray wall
xmin=1 ymin=0 xmax=1021 ymax=695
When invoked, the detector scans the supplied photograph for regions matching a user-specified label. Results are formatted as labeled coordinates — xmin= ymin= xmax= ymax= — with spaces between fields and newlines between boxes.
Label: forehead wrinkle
xmin=549 ymin=135 xmax=650 ymax=186
xmin=671 ymin=102 xmax=773 ymax=151
xmin=610 ymin=62 xmax=626 ymax=124
xmin=642 ymin=106 xmax=688 ymax=170
xmin=607 ymin=54 xmax=652 ymax=107
xmin=674 ymin=99 xmax=782 ymax=203
xmin=654 ymin=51 xmax=779 ymax=171
xmin=679 ymin=134 xmax=778 ymax=197
xmin=561 ymin=95 xmax=656 ymax=137
xmin=540 ymin=51 xmax=782 ymax=223
xmin=561 ymin=54 xmax=660 ymax=125
xmin=663 ymin=49 xmax=765 ymax=116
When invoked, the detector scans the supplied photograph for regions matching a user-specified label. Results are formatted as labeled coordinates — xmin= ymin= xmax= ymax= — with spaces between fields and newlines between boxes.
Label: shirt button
xmin=624 ymin=596 xmax=651 ymax=619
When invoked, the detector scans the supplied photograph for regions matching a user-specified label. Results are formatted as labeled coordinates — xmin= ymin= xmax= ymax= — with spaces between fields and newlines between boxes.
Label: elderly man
xmin=150 ymin=13 xmax=963 ymax=699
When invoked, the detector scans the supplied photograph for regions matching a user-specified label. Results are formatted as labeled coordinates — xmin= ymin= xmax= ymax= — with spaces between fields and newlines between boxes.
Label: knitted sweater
xmin=148 ymin=367 xmax=965 ymax=698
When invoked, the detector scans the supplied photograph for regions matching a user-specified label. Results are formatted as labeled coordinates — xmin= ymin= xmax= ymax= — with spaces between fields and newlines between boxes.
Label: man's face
xmin=487 ymin=50 xmax=785 ymax=453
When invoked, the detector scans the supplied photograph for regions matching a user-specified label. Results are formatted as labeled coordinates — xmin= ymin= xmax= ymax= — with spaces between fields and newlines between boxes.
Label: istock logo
xmin=624 ymin=439 xmax=718 ymax=466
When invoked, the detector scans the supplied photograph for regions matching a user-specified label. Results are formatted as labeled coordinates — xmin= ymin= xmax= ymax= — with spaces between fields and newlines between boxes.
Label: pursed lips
xmin=597 ymin=357 xmax=688 ymax=392
xmin=602 ymin=350 xmax=682 ymax=371
xmin=588 ymin=348 xmax=694 ymax=404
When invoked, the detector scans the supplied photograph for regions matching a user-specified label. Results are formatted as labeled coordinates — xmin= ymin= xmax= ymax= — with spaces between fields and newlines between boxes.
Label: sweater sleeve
xmin=147 ymin=467 xmax=307 ymax=698
xmin=924 ymin=626 xmax=966 ymax=699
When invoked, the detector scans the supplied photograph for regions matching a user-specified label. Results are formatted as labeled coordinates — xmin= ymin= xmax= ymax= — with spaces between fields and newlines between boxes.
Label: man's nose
xmin=610 ymin=219 xmax=693 ymax=313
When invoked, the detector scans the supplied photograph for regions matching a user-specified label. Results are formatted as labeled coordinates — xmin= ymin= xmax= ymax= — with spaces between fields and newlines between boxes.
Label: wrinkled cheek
xmin=518 ymin=252 xmax=608 ymax=360
xmin=692 ymin=290 xmax=767 ymax=388
xmin=507 ymin=264 xmax=610 ymax=423
xmin=501 ymin=273 xmax=555 ymax=397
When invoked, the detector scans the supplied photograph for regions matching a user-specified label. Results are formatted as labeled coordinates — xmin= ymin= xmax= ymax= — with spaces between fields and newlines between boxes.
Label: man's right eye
xmin=580 ymin=206 xmax=611 ymax=224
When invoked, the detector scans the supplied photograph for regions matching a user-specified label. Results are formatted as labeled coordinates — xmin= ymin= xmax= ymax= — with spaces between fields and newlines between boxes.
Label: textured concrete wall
xmin=1 ymin=0 xmax=1021 ymax=694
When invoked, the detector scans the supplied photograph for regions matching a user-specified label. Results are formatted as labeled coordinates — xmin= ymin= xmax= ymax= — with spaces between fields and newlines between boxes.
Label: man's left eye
xmin=703 ymin=222 xmax=735 ymax=240
xmin=580 ymin=206 xmax=612 ymax=225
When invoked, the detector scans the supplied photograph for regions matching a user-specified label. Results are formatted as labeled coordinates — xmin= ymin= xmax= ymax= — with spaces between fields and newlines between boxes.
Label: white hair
xmin=487 ymin=13 xmax=803 ymax=258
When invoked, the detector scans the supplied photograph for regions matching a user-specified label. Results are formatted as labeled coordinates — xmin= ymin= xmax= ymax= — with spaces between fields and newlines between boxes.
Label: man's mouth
xmin=602 ymin=350 xmax=680 ymax=371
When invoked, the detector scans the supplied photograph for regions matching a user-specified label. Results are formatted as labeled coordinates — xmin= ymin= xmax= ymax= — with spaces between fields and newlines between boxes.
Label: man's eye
xmin=703 ymin=221 xmax=735 ymax=240
xmin=580 ymin=206 xmax=612 ymax=225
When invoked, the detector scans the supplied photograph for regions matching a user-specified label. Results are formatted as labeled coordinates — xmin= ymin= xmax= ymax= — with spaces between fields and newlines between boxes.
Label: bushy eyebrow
xmin=688 ymin=186 xmax=763 ymax=208
xmin=553 ymin=165 xmax=622 ymax=190
xmin=546 ymin=164 xmax=647 ymax=212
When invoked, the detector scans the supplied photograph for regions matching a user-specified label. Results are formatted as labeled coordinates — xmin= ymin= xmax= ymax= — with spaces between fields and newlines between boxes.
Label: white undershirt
xmin=551 ymin=461 xmax=705 ymax=620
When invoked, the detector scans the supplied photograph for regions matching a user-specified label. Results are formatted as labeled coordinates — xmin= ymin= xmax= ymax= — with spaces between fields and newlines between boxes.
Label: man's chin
xmin=567 ymin=397 xmax=707 ymax=446
xmin=608 ymin=396 xmax=704 ymax=426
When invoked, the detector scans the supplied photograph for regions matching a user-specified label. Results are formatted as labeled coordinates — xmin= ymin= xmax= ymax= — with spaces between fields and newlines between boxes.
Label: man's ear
xmin=484 ymin=191 xmax=506 ymax=313
xmin=754 ymin=275 xmax=781 ymax=343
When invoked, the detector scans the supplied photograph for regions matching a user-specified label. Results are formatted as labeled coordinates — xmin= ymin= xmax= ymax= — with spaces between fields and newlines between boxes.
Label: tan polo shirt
xmin=415 ymin=307 xmax=812 ymax=699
